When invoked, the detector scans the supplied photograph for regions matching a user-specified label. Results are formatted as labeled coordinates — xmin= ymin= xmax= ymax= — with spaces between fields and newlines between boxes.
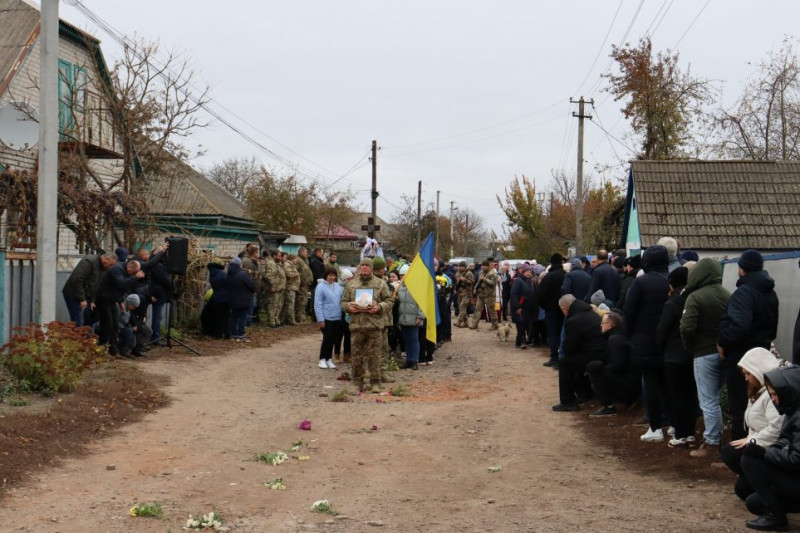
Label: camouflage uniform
xmin=341 ymin=273 xmax=392 ymax=391
xmin=264 ymin=256 xmax=281 ymax=327
xmin=273 ymin=262 xmax=287 ymax=326
xmin=241 ymin=254 xmax=261 ymax=320
xmin=374 ymin=272 xmax=395 ymax=383
xmin=469 ymin=268 xmax=499 ymax=330
xmin=282 ymin=260 xmax=300 ymax=325
xmin=295 ymin=256 xmax=313 ymax=323
xmin=454 ymin=270 xmax=475 ymax=327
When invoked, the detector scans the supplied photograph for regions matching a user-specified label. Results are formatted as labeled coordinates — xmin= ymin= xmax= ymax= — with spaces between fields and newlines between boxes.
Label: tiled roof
xmin=142 ymin=159 xmax=250 ymax=220
xmin=631 ymin=160 xmax=800 ymax=250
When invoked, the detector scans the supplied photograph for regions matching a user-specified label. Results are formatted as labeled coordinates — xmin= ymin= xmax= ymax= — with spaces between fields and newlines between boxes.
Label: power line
xmin=649 ymin=0 xmax=675 ymax=38
xmin=382 ymin=100 xmax=563 ymax=150
xmin=68 ymin=0 xmax=364 ymax=191
xmin=590 ymin=104 xmax=635 ymax=158
xmin=673 ymin=0 xmax=712 ymax=49
xmin=573 ymin=0 xmax=624 ymax=96
xmin=642 ymin=0 xmax=669 ymax=37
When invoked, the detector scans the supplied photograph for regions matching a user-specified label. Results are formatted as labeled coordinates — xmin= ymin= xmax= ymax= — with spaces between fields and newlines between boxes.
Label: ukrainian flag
xmin=404 ymin=232 xmax=438 ymax=343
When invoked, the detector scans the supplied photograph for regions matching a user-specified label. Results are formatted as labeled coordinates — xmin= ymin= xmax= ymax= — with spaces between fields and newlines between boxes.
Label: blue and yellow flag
xmin=404 ymin=232 xmax=438 ymax=343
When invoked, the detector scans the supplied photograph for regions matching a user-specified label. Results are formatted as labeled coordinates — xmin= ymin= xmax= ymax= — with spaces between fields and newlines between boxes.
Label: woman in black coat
xmin=225 ymin=257 xmax=256 ymax=341
xmin=509 ymin=265 xmax=536 ymax=349
xmin=655 ymin=266 xmax=697 ymax=447
xmin=740 ymin=365 xmax=800 ymax=531
xmin=625 ymin=245 xmax=670 ymax=442
xmin=201 ymin=259 xmax=230 ymax=338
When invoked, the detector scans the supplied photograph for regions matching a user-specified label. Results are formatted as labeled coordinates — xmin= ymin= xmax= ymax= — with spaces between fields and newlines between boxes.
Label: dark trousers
xmin=528 ymin=319 xmax=547 ymax=345
xmin=587 ymin=361 xmax=640 ymax=406
xmin=63 ymin=294 xmax=86 ymax=327
xmin=319 ymin=319 xmax=344 ymax=360
xmin=514 ymin=310 xmax=531 ymax=347
xmin=741 ymin=454 xmax=800 ymax=509
xmin=229 ymin=306 xmax=249 ymax=338
xmin=642 ymin=363 xmax=669 ymax=432
xmin=544 ymin=310 xmax=564 ymax=362
xmin=721 ymin=443 xmax=754 ymax=501
xmin=723 ymin=356 xmax=749 ymax=441
xmin=438 ymin=294 xmax=452 ymax=341
xmin=401 ymin=325 xmax=422 ymax=363
xmin=335 ymin=321 xmax=351 ymax=356
xmin=558 ymin=356 xmax=592 ymax=405
xmin=418 ymin=321 xmax=436 ymax=363
xmin=664 ymin=361 xmax=698 ymax=440
xmin=96 ymin=299 xmax=119 ymax=354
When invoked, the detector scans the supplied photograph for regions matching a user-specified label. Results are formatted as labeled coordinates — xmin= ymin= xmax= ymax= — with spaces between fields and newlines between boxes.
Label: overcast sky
xmin=58 ymin=0 xmax=800 ymax=234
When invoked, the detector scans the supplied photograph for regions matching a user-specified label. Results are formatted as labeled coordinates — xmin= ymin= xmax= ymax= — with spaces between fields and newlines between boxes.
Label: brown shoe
xmin=689 ymin=441 xmax=719 ymax=458
xmin=332 ymin=354 xmax=341 ymax=364
xmin=380 ymin=374 xmax=396 ymax=383
xmin=369 ymin=382 xmax=383 ymax=393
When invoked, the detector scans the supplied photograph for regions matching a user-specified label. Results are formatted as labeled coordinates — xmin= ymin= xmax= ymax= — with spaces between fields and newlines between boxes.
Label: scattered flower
xmin=297 ymin=419 xmax=312 ymax=431
xmin=129 ymin=501 xmax=164 ymax=518
xmin=256 ymin=451 xmax=289 ymax=465
xmin=264 ymin=477 xmax=286 ymax=490
xmin=297 ymin=455 xmax=310 ymax=461
xmin=487 ymin=465 xmax=502 ymax=473
xmin=311 ymin=499 xmax=338 ymax=515
xmin=375 ymin=398 xmax=383 ymax=403
xmin=290 ymin=440 xmax=303 ymax=452
xmin=185 ymin=510 xmax=222 ymax=529
xmin=371 ymin=425 xmax=378 ymax=431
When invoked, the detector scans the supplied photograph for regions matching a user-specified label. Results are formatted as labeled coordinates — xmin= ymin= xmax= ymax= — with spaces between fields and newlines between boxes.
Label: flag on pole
xmin=403 ymin=232 xmax=438 ymax=343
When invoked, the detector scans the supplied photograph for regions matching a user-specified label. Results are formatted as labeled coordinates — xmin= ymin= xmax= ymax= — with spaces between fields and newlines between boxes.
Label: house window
xmin=58 ymin=58 xmax=87 ymax=140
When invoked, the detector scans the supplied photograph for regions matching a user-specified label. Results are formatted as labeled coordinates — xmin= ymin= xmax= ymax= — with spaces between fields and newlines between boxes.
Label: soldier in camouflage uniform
xmin=453 ymin=261 xmax=474 ymax=328
xmin=240 ymin=245 xmax=261 ymax=323
xmin=296 ymin=247 xmax=314 ymax=323
xmin=282 ymin=254 xmax=301 ymax=325
xmin=469 ymin=260 xmax=499 ymax=330
xmin=371 ymin=256 xmax=395 ymax=384
xmin=340 ymin=258 xmax=394 ymax=393
xmin=264 ymin=249 xmax=282 ymax=328
xmin=273 ymin=253 xmax=288 ymax=326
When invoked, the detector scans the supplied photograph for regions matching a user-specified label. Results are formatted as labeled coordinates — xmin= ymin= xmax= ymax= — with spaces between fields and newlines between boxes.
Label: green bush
xmin=1 ymin=321 xmax=102 ymax=393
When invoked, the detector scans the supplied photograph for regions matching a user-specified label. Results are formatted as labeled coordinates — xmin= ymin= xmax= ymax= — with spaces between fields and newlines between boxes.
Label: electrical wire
xmin=572 ymin=0 xmax=624 ymax=96
xmin=673 ymin=0 xmax=712 ymax=49
xmin=69 ymin=0 xmax=365 ymax=191
xmin=648 ymin=0 xmax=675 ymax=38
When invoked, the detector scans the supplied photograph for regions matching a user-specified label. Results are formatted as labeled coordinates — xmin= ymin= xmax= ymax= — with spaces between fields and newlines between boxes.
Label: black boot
xmin=746 ymin=510 xmax=788 ymax=532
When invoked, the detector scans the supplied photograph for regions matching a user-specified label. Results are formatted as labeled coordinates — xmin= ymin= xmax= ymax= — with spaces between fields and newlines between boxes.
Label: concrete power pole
xmin=416 ymin=180 xmax=422 ymax=250
xmin=449 ymin=201 xmax=456 ymax=259
xmin=36 ymin=0 xmax=59 ymax=324
xmin=435 ymin=190 xmax=440 ymax=257
xmin=370 ymin=140 xmax=378 ymax=238
xmin=571 ymin=97 xmax=593 ymax=256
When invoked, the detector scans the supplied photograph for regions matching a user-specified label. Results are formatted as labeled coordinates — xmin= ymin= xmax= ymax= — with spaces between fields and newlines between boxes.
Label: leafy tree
xmin=496 ymin=175 xmax=549 ymax=259
xmin=206 ymin=156 xmax=262 ymax=201
xmin=604 ymin=37 xmax=711 ymax=159
xmin=245 ymin=170 xmax=319 ymax=235
xmin=714 ymin=38 xmax=800 ymax=160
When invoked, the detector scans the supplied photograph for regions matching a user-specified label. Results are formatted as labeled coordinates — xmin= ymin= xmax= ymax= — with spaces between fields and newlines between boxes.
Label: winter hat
xmin=532 ymin=264 xmax=545 ymax=276
xmin=230 ymin=256 xmax=242 ymax=266
xmin=124 ymin=293 xmax=140 ymax=309
xmin=569 ymin=258 xmax=583 ymax=271
xmin=738 ymin=249 xmax=764 ymax=272
xmin=590 ymin=290 xmax=606 ymax=306
xmin=210 ymin=257 xmax=224 ymax=266
xmin=668 ymin=266 xmax=689 ymax=289
xmin=680 ymin=250 xmax=699 ymax=262
xmin=520 ymin=264 xmax=532 ymax=273
xmin=372 ymin=256 xmax=386 ymax=270
xmin=550 ymin=253 xmax=564 ymax=266
xmin=738 ymin=347 xmax=781 ymax=387
xmin=340 ymin=268 xmax=353 ymax=281
xmin=359 ymin=257 xmax=373 ymax=268
xmin=624 ymin=255 xmax=642 ymax=270
xmin=458 ymin=261 xmax=467 ymax=267
xmin=399 ymin=264 xmax=410 ymax=276
xmin=115 ymin=247 xmax=129 ymax=262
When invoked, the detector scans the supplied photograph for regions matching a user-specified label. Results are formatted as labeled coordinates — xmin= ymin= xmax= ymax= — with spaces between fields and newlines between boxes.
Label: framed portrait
xmin=353 ymin=288 xmax=374 ymax=308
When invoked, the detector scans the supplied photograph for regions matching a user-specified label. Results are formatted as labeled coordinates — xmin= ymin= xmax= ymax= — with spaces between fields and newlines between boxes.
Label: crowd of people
xmin=492 ymin=239 xmax=798 ymax=532
xmin=61 ymin=237 xmax=799 ymax=530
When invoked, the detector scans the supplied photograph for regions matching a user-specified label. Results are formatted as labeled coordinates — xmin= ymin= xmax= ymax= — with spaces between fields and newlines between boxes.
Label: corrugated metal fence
xmin=0 ymin=251 xmax=36 ymax=342
xmin=722 ymin=251 xmax=800 ymax=359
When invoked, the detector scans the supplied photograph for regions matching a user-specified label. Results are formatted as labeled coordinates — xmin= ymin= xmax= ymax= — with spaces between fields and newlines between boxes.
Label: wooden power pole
xmin=361 ymin=140 xmax=381 ymax=238
xmin=416 ymin=180 xmax=422 ymax=250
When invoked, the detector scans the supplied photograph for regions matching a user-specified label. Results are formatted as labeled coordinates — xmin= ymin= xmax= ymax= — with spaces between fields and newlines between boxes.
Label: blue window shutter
xmin=57 ymin=58 xmax=73 ymax=139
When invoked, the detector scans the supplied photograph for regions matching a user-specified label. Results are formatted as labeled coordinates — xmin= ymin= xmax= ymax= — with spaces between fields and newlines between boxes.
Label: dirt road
xmin=0 ymin=326 xmax=753 ymax=532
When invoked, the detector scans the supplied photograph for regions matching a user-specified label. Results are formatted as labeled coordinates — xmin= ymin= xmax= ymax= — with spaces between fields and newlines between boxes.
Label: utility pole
xmin=370 ymin=140 xmax=378 ymax=238
xmin=435 ymin=190 xmax=440 ymax=257
xmin=449 ymin=201 xmax=457 ymax=259
xmin=416 ymin=180 xmax=422 ymax=250
xmin=464 ymin=212 xmax=469 ymax=256
xmin=571 ymin=97 xmax=593 ymax=256
xmin=36 ymin=0 xmax=59 ymax=324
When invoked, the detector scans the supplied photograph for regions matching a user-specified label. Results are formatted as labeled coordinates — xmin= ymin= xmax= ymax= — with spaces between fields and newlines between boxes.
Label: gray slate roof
xmin=0 ymin=0 xmax=40 ymax=98
xmin=142 ymin=160 xmax=250 ymax=220
xmin=631 ymin=160 xmax=800 ymax=250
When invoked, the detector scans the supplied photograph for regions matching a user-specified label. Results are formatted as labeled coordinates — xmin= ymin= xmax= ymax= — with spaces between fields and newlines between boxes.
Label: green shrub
xmin=1 ymin=321 xmax=102 ymax=393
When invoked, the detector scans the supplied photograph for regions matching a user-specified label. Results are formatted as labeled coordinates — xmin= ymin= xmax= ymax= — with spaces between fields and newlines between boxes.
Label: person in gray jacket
xmin=62 ymin=252 xmax=117 ymax=326
xmin=396 ymin=279 xmax=425 ymax=370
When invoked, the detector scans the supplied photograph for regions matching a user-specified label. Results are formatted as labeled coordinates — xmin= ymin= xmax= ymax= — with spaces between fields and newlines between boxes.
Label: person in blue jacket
xmin=225 ymin=256 xmax=255 ymax=341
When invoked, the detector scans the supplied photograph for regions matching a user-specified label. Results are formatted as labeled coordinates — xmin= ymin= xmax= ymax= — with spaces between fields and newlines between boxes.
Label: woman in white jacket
xmin=721 ymin=347 xmax=785 ymax=502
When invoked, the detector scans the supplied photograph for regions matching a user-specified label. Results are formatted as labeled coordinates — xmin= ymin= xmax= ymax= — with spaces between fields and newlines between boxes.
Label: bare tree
xmin=714 ymin=37 xmax=800 ymax=160
xmin=206 ymin=156 xmax=263 ymax=201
